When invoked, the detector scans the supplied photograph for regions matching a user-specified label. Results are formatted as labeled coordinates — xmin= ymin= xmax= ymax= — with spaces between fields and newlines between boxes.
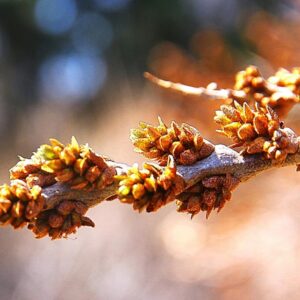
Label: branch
xmin=41 ymin=144 xmax=300 ymax=211
xmin=144 ymin=71 xmax=297 ymax=103
xmin=3 ymin=65 xmax=300 ymax=239
xmin=42 ymin=161 xmax=129 ymax=210
xmin=144 ymin=72 xmax=246 ymax=100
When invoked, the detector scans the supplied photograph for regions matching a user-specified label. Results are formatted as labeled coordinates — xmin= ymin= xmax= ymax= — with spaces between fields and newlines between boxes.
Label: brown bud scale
xmin=0 ymin=181 xmax=44 ymax=229
xmin=10 ymin=137 xmax=116 ymax=191
xmin=116 ymin=156 xmax=185 ymax=212
xmin=176 ymin=174 xmax=240 ymax=218
xmin=215 ymin=101 xmax=299 ymax=163
xmin=131 ymin=118 xmax=214 ymax=166
xmin=28 ymin=200 xmax=94 ymax=240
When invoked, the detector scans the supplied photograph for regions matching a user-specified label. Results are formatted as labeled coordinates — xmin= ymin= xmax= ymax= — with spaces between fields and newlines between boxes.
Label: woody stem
xmin=144 ymin=72 xmax=297 ymax=102
xmin=41 ymin=145 xmax=300 ymax=210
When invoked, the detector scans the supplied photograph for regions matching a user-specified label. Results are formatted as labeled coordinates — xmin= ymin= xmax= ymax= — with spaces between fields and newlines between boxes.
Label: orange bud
xmin=73 ymin=201 xmax=88 ymax=215
xmin=237 ymin=123 xmax=256 ymax=141
xmin=74 ymin=158 xmax=89 ymax=175
xmin=85 ymin=166 xmax=101 ymax=183
xmin=253 ymin=114 xmax=268 ymax=135
xmin=11 ymin=202 xmax=24 ymax=218
xmin=179 ymin=149 xmax=198 ymax=165
xmin=203 ymin=190 xmax=217 ymax=207
xmin=193 ymin=134 xmax=204 ymax=150
xmin=198 ymin=143 xmax=214 ymax=159
xmin=55 ymin=168 xmax=75 ymax=182
xmin=221 ymin=105 xmax=241 ymax=122
xmin=71 ymin=178 xmax=89 ymax=190
xmin=57 ymin=200 xmax=75 ymax=215
xmin=169 ymin=141 xmax=185 ymax=157
xmin=246 ymin=137 xmax=267 ymax=154
xmin=86 ymin=149 xmax=108 ymax=170
xmin=132 ymin=183 xmax=146 ymax=199
xmin=133 ymin=138 xmax=153 ymax=152
xmin=0 ymin=198 xmax=11 ymax=213
xmin=48 ymin=213 xmax=64 ymax=228
xmin=158 ymin=135 xmax=173 ymax=151
xmin=186 ymin=196 xmax=201 ymax=214
xmin=60 ymin=148 xmax=77 ymax=166
xmin=146 ymin=126 xmax=161 ymax=142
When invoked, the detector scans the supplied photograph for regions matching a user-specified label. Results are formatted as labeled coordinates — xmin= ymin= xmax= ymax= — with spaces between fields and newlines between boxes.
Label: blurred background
xmin=1 ymin=0 xmax=300 ymax=299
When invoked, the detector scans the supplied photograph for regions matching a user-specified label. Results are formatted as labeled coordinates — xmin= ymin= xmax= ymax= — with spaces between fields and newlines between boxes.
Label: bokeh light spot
xmin=93 ymin=0 xmax=132 ymax=11
xmin=158 ymin=213 xmax=207 ymax=260
xmin=71 ymin=12 xmax=113 ymax=54
xmin=39 ymin=53 xmax=107 ymax=102
xmin=35 ymin=0 xmax=77 ymax=35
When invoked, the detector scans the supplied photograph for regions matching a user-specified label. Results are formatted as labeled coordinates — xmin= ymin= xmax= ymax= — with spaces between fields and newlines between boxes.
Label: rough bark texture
xmin=41 ymin=144 xmax=300 ymax=211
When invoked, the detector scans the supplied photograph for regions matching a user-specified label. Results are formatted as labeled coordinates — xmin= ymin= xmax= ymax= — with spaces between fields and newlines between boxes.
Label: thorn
xmin=206 ymin=206 xmax=213 ymax=219
xmin=190 ymin=212 xmax=197 ymax=219
xmin=217 ymin=201 xmax=226 ymax=213
xmin=81 ymin=216 xmax=95 ymax=227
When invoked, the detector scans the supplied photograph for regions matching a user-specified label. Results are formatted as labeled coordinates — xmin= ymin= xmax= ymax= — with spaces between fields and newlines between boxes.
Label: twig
xmin=144 ymin=72 xmax=245 ymax=100
xmin=144 ymin=72 xmax=296 ymax=101
xmin=41 ymin=144 xmax=300 ymax=211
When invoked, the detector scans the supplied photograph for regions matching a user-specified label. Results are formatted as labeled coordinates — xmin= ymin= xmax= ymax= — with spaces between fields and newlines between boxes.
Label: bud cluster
xmin=233 ymin=65 xmax=299 ymax=116
xmin=0 ymin=180 xmax=44 ymax=229
xmin=176 ymin=174 xmax=240 ymax=218
xmin=28 ymin=200 xmax=94 ymax=239
xmin=234 ymin=65 xmax=265 ymax=94
xmin=11 ymin=137 xmax=116 ymax=191
xmin=4 ymin=137 xmax=115 ymax=239
xmin=116 ymin=156 xmax=185 ymax=212
xmin=10 ymin=159 xmax=56 ymax=188
xmin=131 ymin=117 xmax=214 ymax=165
xmin=215 ymin=101 xmax=299 ymax=162
xmin=268 ymin=68 xmax=300 ymax=95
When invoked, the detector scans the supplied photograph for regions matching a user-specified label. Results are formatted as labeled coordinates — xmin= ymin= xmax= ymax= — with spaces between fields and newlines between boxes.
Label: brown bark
xmin=41 ymin=145 xmax=300 ymax=211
